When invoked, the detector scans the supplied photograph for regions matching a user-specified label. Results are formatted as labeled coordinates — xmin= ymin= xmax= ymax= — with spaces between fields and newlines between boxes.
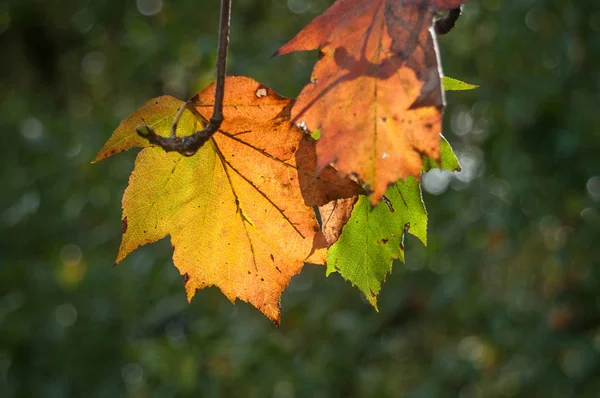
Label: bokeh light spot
xmin=82 ymin=51 xmax=106 ymax=76
xmin=586 ymin=176 xmax=600 ymax=199
xmin=137 ymin=0 xmax=163 ymax=17
xmin=71 ymin=9 xmax=94 ymax=33
xmin=60 ymin=244 xmax=82 ymax=266
xmin=422 ymin=169 xmax=451 ymax=195
xmin=55 ymin=304 xmax=78 ymax=327
xmin=122 ymin=363 xmax=144 ymax=388
xmin=20 ymin=117 xmax=44 ymax=141
xmin=288 ymin=0 xmax=311 ymax=14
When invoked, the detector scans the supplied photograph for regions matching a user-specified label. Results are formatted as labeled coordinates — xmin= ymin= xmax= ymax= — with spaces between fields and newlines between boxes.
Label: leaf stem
xmin=139 ymin=0 xmax=232 ymax=156
xmin=434 ymin=7 xmax=462 ymax=36
xmin=169 ymin=99 xmax=192 ymax=138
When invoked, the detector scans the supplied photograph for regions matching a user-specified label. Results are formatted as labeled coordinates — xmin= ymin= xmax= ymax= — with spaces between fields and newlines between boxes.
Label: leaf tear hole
xmin=255 ymin=87 xmax=268 ymax=98
xmin=382 ymin=195 xmax=394 ymax=212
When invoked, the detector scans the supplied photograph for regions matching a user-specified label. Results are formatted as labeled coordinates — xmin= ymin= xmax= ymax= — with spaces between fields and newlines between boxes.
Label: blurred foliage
xmin=1 ymin=0 xmax=600 ymax=397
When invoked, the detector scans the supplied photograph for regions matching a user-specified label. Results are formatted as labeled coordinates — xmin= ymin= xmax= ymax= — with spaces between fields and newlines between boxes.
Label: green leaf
xmin=326 ymin=176 xmax=427 ymax=309
xmin=423 ymin=135 xmax=461 ymax=172
xmin=443 ymin=76 xmax=478 ymax=91
xmin=326 ymin=136 xmax=461 ymax=309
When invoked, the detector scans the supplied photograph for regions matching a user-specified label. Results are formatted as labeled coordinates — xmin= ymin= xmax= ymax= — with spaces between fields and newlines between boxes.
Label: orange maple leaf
xmin=94 ymin=77 xmax=361 ymax=324
xmin=276 ymin=0 xmax=466 ymax=204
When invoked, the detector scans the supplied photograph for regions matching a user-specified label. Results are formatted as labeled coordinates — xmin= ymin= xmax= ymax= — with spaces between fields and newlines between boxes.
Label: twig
xmin=434 ymin=7 xmax=462 ymax=36
xmin=211 ymin=0 xmax=231 ymax=125
xmin=138 ymin=0 xmax=232 ymax=156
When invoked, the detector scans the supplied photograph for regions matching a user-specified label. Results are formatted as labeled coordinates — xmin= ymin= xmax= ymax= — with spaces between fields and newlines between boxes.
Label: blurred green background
xmin=2 ymin=0 xmax=600 ymax=396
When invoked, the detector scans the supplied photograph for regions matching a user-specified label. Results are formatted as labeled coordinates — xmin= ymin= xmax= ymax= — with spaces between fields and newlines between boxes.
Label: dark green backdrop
xmin=1 ymin=0 xmax=600 ymax=396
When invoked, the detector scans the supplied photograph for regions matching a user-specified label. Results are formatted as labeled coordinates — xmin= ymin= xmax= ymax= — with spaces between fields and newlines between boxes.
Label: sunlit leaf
xmin=276 ymin=0 xmax=468 ymax=204
xmin=95 ymin=77 xmax=361 ymax=324
xmin=325 ymin=136 xmax=461 ymax=308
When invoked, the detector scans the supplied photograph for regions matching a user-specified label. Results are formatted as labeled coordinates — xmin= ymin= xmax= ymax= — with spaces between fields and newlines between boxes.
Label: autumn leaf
xmin=95 ymin=76 xmax=361 ymax=324
xmin=325 ymin=135 xmax=460 ymax=308
xmin=276 ymin=0 xmax=467 ymax=204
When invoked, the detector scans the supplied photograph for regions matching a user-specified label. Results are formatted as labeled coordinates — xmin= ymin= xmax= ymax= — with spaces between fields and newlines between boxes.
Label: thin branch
xmin=211 ymin=0 xmax=232 ymax=124
xmin=434 ymin=7 xmax=462 ymax=36
xmin=138 ymin=0 xmax=232 ymax=156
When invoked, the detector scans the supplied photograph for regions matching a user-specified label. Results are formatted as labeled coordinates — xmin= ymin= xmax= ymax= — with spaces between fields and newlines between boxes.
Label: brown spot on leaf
xmin=270 ymin=254 xmax=275 ymax=261
xmin=182 ymin=273 xmax=190 ymax=286
xmin=121 ymin=217 xmax=128 ymax=233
